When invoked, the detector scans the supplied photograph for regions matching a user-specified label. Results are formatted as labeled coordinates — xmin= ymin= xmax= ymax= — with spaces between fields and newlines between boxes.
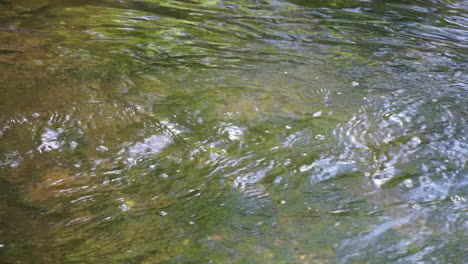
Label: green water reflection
xmin=0 ymin=0 xmax=466 ymax=263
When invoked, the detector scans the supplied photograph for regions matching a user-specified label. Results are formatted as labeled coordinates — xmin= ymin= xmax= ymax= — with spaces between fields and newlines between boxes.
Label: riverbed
xmin=0 ymin=0 xmax=466 ymax=263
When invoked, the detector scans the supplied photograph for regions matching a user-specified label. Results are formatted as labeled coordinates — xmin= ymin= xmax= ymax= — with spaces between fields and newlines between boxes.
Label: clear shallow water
xmin=0 ymin=0 xmax=466 ymax=263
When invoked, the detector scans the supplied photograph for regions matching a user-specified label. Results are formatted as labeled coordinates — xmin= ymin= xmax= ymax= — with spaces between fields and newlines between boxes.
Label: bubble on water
xmin=96 ymin=145 xmax=109 ymax=152
xmin=310 ymin=158 xmax=357 ymax=183
xmin=119 ymin=204 xmax=131 ymax=212
xmin=274 ymin=176 xmax=282 ymax=184
xmin=312 ymin=111 xmax=322 ymax=117
xmin=125 ymin=158 xmax=137 ymax=166
xmin=70 ymin=141 xmax=78 ymax=149
xmin=9 ymin=159 xmax=21 ymax=168
xmin=233 ymin=167 xmax=269 ymax=189
xmin=38 ymin=128 xmax=63 ymax=153
xmin=450 ymin=195 xmax=465 ymax=203
xmin=403 ymin=179 xmax=413 ymax=188
xmin=299 ymin=164 xmax=313 ymax=172
xmin=129 ymin=135 xmax=170 ymax=157
xmin=223 ymin=124 xmax=244 ymax=141
xmin=351 ymin=81 xmax=359 ymax=86
xmin=315 ymin=134 xmax=325 ymax=140
xmin=160 ymin=211 xmax=168 ymax=216
xmin=372 ymin=167 xmax=398 ymax=188
xmin=409 ymin=136 xmax=421 ymax=146
xmin=383 ymin=136 xmax=395 ymax=144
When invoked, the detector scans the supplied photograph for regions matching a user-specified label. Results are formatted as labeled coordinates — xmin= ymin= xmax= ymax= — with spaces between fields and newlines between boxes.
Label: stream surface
xmin=0 ymin=0 xmax=467 ymax=263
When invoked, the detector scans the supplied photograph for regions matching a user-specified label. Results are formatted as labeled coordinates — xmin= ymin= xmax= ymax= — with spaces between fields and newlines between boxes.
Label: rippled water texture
xmin=0 ymin=0 xmax=467 ymax=263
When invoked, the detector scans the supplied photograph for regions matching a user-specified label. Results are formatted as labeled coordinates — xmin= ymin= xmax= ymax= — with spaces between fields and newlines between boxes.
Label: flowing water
xmin=0 ymin=0 xmax=466 ymax=263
